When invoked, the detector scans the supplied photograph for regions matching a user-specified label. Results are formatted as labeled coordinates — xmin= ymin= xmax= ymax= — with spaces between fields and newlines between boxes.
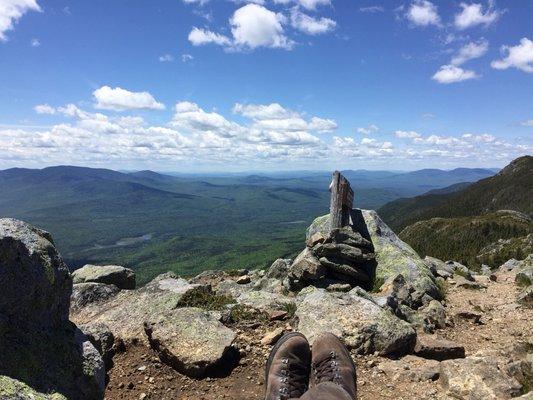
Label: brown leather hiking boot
xmin=311 ymin=332 xmax=357 ymax=399
xmin=265 ymin=332 xmax=311 ymax=400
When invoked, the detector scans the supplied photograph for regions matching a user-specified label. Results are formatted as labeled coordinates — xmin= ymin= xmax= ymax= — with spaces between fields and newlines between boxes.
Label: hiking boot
xmin=265 ymin=332 xmax=311 ymax=400
xmin=311 ymin=332 xmax=357 ymax=399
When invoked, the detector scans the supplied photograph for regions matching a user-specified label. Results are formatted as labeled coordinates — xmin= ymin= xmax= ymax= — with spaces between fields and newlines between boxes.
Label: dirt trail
xmin=104 ymin=270 xmax=532 ymax=400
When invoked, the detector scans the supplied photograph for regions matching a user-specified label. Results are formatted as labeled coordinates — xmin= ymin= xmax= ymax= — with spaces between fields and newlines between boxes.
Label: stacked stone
xmin=289 ymin=226 xmax=375 ymax=290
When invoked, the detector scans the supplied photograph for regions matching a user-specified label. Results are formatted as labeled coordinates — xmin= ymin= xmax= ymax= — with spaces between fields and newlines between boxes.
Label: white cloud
xmin=432 ymin=65 xmax=480 ymax=83
xmin=491 ymin=38 xmax=533 ymax=73
xmin=230 ymin=4 xmax=293 ymax=50
xmin=93 ymin=86 xmax=165 ymax=111
xmin=454 ymin=2 xmax=501 ymax=30
xmin=520 ymin=119 xmax=533 ymax=127
xmin=308 ymin=117 xmax=337 ymax=132
xmin=290 ymin=8 xmax=336 ymax=35
xmin=357 ymin=124 xmax=379 ymax=135
xmin=159 ymin=54 xmax=174 ymax=62
xmin=451 ymin=39 xmax=489 ymax=66
xmin=359 ymin=6 xmax=384 ymax=13
xmin=273 ymin=0 xmax=330 ymax=10
xmin=182 ymin=0 xmax=210 ymax=5
xmin=233 ymin=103 xmax=296 ymax=119
xmin=406 ymin=0 xmax=440 ymax=27
xmin=34 ymin=104 xmax=55 ymax=114
xmin=395 ymin=130 xmax=421 ymax=139
xmin=30 ymin=37 xmax=40 ymax=47
xmin=0 ymin=0 xmax=41 ymax=41
xmin=188 ymin=27 xmax=232 ymax=46
xmin=181 ymin=54 xmax=194 ymax=62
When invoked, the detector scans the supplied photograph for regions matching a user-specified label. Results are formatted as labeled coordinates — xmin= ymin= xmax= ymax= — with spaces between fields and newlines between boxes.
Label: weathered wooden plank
xmin=329 ymin=171 xmax=354 ymax=229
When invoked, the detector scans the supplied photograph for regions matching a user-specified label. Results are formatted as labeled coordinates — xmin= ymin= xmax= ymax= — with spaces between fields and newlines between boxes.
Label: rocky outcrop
xmin=0 ymin=376 xmax=67 ymax=400
xmin=70 ymin=273 xmax=212 ymax=342
xmin=0 ymin=218 xmax=104 ymax=400
xmin=72 ymin=264 xmax=136 ymax=290
xmin=144 ymin=308 xmax=237 ymax=378
xmin=296 ymin=286 xmax=416 ymax=356
xmin=515 ymin=255 xmax=533 ymax=287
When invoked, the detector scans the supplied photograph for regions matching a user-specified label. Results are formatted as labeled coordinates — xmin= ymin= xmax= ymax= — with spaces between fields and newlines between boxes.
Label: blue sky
xmin=0 ymin=0 xmax=531 ymax=172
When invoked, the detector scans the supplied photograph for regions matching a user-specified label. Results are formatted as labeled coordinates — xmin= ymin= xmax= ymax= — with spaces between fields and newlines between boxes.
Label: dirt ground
xmin=104 ymin=270 xmax=532 ymax=400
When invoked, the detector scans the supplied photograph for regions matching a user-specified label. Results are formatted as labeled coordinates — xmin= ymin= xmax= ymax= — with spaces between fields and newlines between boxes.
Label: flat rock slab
xmin=71 ymin=273 xmax=211 ymax=342
xmin=414 ymin=335 xmax=465 ymax=361
xmin=144 ymin=307 xmax=237 ymax=378
xmin=439 ymin=350 xmax=527 ymax=399
xmin=296 ymin=287 xmax=416 ymax=356
xmin=71 ymin=282 xmax=120 ymax=310
xmin=72 ymin=264 xmax=136 ymax=290
xmin=378 ymin=355 xmax=441 ymax=382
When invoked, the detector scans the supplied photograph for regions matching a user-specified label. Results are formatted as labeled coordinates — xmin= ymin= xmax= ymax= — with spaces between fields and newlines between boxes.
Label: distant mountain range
xmin=379 ymin=156 xmax=533 ymax=269
xmin=0 ymin=164 xmax=498 ymax=283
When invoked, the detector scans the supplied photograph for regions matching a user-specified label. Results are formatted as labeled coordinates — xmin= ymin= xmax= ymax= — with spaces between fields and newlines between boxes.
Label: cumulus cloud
xmin=454 ymin=2 xmax=501 ymax=30
xmin=357 ymin=124 xmax=379 ymax=135
xmin=406 ymin=0 xmax=441 ymax=27
xmin=188 ymin=27 xmax=232 ymax=46
xmin=34 ymin=104 xmax=55 ymax=114
xmin=451 ymin=39 xmax=489 ymax=66
xmin=395 ymin=130 xmax=421 ymax=139
xmin=230 ymin=4 xmax=293 ymax=49
xmin=432 ymin=65 xmax=480 ymax=83
xmin=290 ymin=8 xmax=336 ymax=35
xmin=0 ymin=0 xmax=41 ymax=41
xmin=93 ymin=86 xmax=165 ymax=111
xmin=491 ymin=38 xmax=533 ymax=73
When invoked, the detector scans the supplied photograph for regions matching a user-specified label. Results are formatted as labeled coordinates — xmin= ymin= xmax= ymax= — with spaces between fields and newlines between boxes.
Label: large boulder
xmin=296 ymin=286 xmax=416 ymax=356
xmin=70 ymin=272 xmax=212 ymax=342
xmin=288 ymin=247 xmax=326 ymax=288
xmin=515 ymin=255 xmax=533 ymax=287
xmin=144 ymin=307 xmax=237 ymax=378
xmin=72 ymin=264 xmax=135 ymax=290
xmin=306 ymin=211 xmax=440 ymax=302
xmin=0 ymin=219 xmax=104 ymax=400
xmin=0 ymin=218 xmax=71 ymax=328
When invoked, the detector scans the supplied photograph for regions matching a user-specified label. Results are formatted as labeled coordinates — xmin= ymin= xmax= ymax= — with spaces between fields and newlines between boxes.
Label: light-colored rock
xmin=455 ymin=276 xmax=487 ymax=290
xmin=79 ymin=322 xmax=115 ymax=367
xmin=72 ymin=264 xmax=136 ymax=289
xmin=0 ymin=218 xmax=71 ymax=328
xmin=439 ymin=351 xmax=527 ymax=399
xmin=71 ymin=272 xmax=212 ymax=342
xmin=499 ymin=258 xmax=521 ymax=271
xmin=236 ymin=275 xmax=251 ymax=284
xmin=306 ymin=232 xmax=326 ymax=247
xmin=296 ymin=286 xmax=416 ymax=356
xmin=379 ymin=355 xmax=440 ymax=382
xmin=261 ymin=328 xmax=284 ymax=345
xmin=144 ymin=307 xmax=236 ymax=378
xmin=236 ymin=289 xmax=293 ymax=312
xmin=265 ymin=258 xmax=291 ymax=279
xmin=71 ymin=282 xmax=120 ymax=310
xmin=516 ymin=258 xmax=533 ymax=287
xmin=414 ymin=335 xmax=465 ymax=361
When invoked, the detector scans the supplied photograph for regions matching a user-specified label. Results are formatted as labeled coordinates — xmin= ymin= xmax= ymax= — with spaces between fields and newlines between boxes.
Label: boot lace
xmin=313 ymin=351 xmax=341 ymax=385
xmin=277 ymin=357 xmax=309 ymax=400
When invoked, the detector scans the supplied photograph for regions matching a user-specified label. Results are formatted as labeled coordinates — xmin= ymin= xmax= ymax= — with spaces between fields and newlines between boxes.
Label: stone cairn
xmin=289 ymin=171 xmax=376 ymax=291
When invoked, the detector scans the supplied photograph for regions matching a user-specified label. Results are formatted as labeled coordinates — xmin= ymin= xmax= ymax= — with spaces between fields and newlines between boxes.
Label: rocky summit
xmin=1 ymin=206 xmax=532 ymax=399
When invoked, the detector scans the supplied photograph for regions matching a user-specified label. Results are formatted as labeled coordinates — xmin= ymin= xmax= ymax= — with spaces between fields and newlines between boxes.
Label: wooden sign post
xmin=329 ymin=171 xmax=354 ymax=229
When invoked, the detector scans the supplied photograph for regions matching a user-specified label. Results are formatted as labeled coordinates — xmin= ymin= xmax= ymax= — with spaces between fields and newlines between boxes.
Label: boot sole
xmin=264 ymin=331 xmax=308 ymax=385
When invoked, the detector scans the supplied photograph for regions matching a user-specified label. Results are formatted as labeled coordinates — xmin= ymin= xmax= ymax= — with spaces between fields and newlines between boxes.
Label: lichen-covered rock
xmin=144 ymin=307 xmax=237 ymax=378
xmin=296 ymin=286 xmax=416 ymax=356
xmin=236 ymin=289 xmax=293 ymax=312
xmin=499 ymin=258 xmax=521 ymax=271
xmin=517 ymin=285 xmax=533 ymax=308
xmin=0 ymin=376 xmax=67 ymax=400
xmin=439 ymin=350 xmax=529 ymax=399
xmin=414 ymin=335 xmax=465 ymax=361
xmin=70 ymin=272 xmax=211 ymax=342
xmin=71 ymin=282 xmax=120 ymax=310
xmin=72 ymin=264 xmax=136 ymax=290
xmin=515 ymin=256 xmax=533 ymax=287
xmin=378 ymin=355 xmax=440 ymax=382
xmin=0 ymin=218 xmax=104 ymax=400
xmin=306 ymin=211 xmax=440 ymax=302
xmin=265 ymin=258 xmax=291 ymax=279
xmin=0 ymin=218 xmax=71 ymax=329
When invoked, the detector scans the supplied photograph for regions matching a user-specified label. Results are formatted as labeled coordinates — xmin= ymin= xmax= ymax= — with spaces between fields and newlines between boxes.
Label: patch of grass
xmin=372 ymin=276 xmax=386 ymax=293
xmin=177 ymin=289 xmax=235 ymax=311
xmin=282 ymin=302 xmax=297 ymax=319
xmin=228 ymin=304 xmax=266 ymax=323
